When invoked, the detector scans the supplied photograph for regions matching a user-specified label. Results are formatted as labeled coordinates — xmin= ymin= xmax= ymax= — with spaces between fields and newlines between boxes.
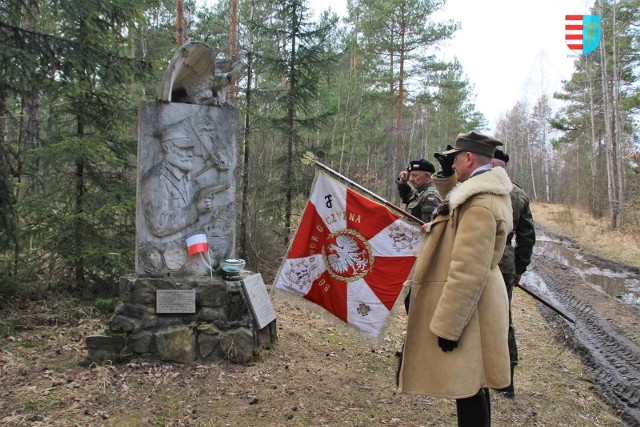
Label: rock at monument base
xmin=156 ymin=325 xmax=196 ymax=364
xmin=197 ymin=306 xmax=227 ymax=322
xmin=130 ymin=330 xmax=155 ymax=355
xmin=109 ymin=313 xmax=142 ymax=334
xmin=85 ymin=335 xmax=130 ymax=364
xmin=219 ymin=327 xmax=255 ymax=364
xmin=197 ymin=323 xmax=221 ymax=359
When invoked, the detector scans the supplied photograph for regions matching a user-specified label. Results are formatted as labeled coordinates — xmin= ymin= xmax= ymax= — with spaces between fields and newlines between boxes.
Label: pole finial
xmin=302 ymin=151 xmax=316 ymax=165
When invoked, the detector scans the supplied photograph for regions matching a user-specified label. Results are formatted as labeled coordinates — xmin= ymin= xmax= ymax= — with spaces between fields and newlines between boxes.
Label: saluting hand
xmin=434 ymin=145 xmax=455 ymax=177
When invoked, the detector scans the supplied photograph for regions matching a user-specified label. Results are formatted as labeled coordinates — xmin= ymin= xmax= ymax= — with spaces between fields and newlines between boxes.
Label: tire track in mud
xmin=531 ymin=257 xmax=640 ymax=425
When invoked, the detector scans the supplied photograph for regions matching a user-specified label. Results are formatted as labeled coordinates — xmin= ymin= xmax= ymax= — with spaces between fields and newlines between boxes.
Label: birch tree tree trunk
xmin=534 ymin=96 xmax=551 ymax=202
xmin=585 ymin=56 xmax=595 ymax=207
xmin=610 ymin=1 xmax=625 ymax=227
xmin=599 ymin=1 xmax=619 ymax=229
xmin=527 ymin=130 xmax=537 ymax=200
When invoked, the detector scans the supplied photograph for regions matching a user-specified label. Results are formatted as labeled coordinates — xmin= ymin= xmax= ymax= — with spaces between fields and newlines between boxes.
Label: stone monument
xmin=86 ymin=42 xmax=276 ymax=365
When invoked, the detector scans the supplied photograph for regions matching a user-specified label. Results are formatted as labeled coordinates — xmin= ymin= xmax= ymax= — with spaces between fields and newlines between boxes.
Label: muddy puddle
xmin=523 ymin=229 xmax=640 ymax=425
xmin=525 ymin=236 xmax=640 ymax=307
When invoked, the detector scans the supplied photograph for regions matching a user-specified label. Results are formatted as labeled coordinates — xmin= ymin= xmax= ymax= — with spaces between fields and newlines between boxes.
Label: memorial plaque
xmin=242 ymin=274 xmax=277 ymax=329
xmin=156 ymin=289 xmax=196 ymax=313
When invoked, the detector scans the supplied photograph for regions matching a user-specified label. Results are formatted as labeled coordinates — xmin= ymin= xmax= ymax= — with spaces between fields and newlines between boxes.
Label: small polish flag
xmin=186 ymin=234 xmax=208 ymax=255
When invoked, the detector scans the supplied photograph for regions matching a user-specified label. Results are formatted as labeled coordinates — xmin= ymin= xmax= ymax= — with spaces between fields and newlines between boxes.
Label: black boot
xmin=483 ymin=388 xmax=491 ymax=415
xmin=456 ymin=389 xmax=491 ymax=427
xmin=498 ymin=365 xmax=516 ymax=398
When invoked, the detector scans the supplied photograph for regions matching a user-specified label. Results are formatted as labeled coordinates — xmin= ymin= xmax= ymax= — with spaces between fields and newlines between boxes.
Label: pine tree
xmin=255 ymin=0 xmax=338 ymax=245
xmin=350 ymin=0 xmax=456 ymax=196
xmin=0 ymin=0 xmax=150 ymax=293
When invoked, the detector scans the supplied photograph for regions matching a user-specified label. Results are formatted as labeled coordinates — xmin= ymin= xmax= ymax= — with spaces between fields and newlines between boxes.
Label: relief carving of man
xmin=141 ymin=119 xmax=214 ymax=241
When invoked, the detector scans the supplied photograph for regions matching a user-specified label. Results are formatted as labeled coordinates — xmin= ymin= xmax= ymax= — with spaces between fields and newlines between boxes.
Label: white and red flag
xmin=274 ymin=171 xmax=424 ymax=338
xmin=186 ymin=233 xmax=209 ymax=255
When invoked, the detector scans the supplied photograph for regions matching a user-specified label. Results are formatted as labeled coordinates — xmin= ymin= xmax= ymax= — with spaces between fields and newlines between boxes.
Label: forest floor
xmin=0 ymin=203 xmax=638 ymax=426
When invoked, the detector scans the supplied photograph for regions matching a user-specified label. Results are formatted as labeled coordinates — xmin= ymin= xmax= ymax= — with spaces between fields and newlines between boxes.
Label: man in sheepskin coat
xmin=398 ymin=131 xmax=513 ymax=427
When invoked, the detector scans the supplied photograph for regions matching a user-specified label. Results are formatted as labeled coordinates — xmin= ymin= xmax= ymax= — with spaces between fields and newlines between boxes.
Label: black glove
xmin=437 ymin=336 xmax=458 ymax=352
xmin=434 ymin=145 xmax=455 ymax=177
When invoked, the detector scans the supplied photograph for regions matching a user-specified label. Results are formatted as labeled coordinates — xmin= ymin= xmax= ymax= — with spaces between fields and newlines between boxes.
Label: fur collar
xmin=448 ymin=167 xmax=513 ymax=211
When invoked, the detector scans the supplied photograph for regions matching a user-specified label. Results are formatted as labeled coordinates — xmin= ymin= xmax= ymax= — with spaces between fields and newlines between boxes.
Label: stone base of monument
xmin=85 ymin=272 xmax=277 ymax=365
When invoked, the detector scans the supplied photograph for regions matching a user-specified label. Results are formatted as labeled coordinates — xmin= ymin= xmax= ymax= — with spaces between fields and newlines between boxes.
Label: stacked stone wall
xmin=86 ymin=273 xmax=276 ymax=365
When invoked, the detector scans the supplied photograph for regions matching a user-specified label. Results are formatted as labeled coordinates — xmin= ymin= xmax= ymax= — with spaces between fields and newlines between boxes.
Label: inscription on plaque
xmin=242 ymin=274 xmax=277 ymax=329
xmin=156 ymin=289 xmax=196 ymax=314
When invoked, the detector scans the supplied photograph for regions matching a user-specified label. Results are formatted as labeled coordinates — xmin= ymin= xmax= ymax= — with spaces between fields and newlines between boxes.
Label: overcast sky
xmin=308 ymin=0 xmax=596 ymax=132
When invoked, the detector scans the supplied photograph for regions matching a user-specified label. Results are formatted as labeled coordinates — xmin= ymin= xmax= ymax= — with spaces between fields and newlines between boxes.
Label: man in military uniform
xmin=492 ymin=149 xmax=536 ymax=399
xmin=396 ymin=158 xmax=441 ymax=222
xmin=396 ymin=159 xmax=441 ymax=312
xmin=141 ymin=119 xmax=214 ymax=241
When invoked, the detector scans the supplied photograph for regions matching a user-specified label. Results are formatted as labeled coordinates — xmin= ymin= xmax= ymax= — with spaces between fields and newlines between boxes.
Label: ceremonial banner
xmin=274 ymin=172 xmax=424 ymax=338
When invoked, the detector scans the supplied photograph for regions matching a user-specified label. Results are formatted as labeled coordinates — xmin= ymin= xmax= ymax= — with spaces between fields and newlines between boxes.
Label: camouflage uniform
xmin=397 ymin=180 xmax=441 ymax=312
xmin=499 ymin=183 xmax=536 ymax=369
xmin=397 ymin=181 xmax=441 ymax=223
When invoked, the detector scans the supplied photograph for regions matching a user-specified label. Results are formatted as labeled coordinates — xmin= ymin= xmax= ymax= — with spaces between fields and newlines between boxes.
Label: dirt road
xmin=527 ymin=226 xmax=640 ymax=425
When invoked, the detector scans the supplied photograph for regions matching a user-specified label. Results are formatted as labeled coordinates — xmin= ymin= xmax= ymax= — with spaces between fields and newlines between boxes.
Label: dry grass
xmin=0 ymin=294 xmax=624 ymax=426
xmin=531 ymin=202 xmax=640 ymax=269
xmin=506 ymin=292 xmax=620 ymax=426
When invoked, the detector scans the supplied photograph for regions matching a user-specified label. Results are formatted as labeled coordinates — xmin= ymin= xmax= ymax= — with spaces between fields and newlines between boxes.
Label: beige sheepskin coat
xmin=398 ymin=167 xmax=513 ymax=398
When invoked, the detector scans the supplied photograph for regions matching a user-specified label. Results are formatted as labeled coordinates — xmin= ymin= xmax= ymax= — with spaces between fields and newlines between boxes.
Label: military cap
xmin=161 ymin=120 xmax=195 ymax=148
xmin=407 ymin=159 xmax=436 ymax=173
xmin=442 ymin=131 xmax=503 ymax=157
xmin=493 ymin=149 xmax=510 ymax=163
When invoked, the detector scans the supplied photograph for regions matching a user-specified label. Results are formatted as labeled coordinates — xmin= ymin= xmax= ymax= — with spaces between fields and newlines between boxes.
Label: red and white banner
xmin=186 ymin=233 xmax=209 ymax=255
xmin=274 ymin=172 xmax=424 ymax=338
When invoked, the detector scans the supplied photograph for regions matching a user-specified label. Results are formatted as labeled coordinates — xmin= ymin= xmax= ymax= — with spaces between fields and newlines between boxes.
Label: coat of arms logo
xmin=388 ymin=223 xmax=421 ymax=253
xmin=322 ymin=229 xmax=373 ymax=282
xmin=565 ymin=15 xmax=601 ymax=55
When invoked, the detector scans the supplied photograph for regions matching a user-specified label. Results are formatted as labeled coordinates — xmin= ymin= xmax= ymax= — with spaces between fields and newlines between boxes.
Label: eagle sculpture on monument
xmin=156 ymin=41 xmax=247 ymax=105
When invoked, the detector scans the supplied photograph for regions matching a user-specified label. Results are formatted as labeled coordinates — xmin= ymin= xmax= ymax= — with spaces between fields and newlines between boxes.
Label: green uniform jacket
xmin=499 ymin=183 xmax=536 ymax=276
xmin=397 ymin=180 xmax=442 ymax=222
xmin=399 ymin=168 xmax=513 ymax=398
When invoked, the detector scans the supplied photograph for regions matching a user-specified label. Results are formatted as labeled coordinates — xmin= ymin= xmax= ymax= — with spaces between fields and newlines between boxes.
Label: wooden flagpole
xmin=301 ymin=152 xmax=425 ymax=226
xmin=516 ymin=283 xmax=575 ymax=323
